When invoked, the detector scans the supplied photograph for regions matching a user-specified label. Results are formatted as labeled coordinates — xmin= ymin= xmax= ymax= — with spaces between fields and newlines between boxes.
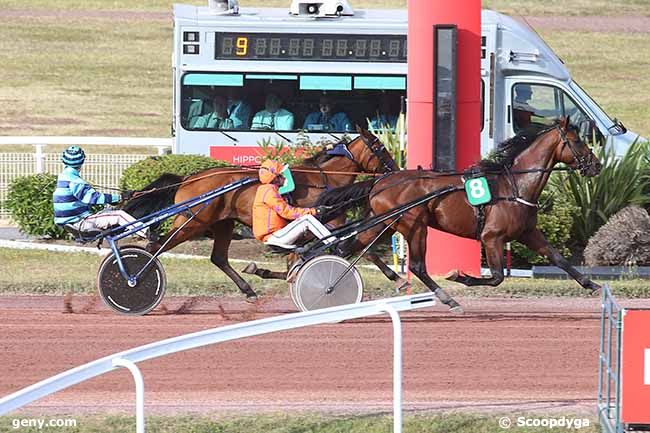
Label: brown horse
xmin=316 ymin=118 xmax=602 ymax=312
xmin=123 ymin=127 xmax=399 ymax=301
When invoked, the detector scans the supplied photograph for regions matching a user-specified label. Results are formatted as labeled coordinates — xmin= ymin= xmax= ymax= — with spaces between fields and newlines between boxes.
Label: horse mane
xmin=478 ymin=123 xmax=556 ymax=172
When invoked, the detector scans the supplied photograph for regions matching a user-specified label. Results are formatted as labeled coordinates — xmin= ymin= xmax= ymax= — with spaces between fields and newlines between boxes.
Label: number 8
xmin=468 ymin=179 xmax=486 ymax=199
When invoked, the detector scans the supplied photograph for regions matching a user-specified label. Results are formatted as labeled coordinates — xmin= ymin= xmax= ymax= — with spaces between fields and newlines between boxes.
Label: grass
xmin=0 ymin=413 xmax=600 ymax=433
xmin=0 ymin=2 xmax=648 ymax=140
xmin=1 ymin=247 xmax=648 ymax=298
xmin=0 ymin=18 xmax=171 ymax=137
xmin=539 ymin=30 xmax=650 ymax=139
xmin=483 ymin=0 xmax=650 ymax=16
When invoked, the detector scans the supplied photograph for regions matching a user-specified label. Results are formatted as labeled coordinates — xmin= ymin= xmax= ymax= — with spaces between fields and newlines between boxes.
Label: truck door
xmin=480 ymin=26 xmax=497 ymax=155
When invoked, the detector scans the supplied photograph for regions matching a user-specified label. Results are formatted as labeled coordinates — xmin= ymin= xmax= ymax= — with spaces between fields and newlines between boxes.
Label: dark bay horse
xmin=123 ymin=127 xmax=398 ymax=301
xmin=317 ymin=119 xmax=602 ymax=312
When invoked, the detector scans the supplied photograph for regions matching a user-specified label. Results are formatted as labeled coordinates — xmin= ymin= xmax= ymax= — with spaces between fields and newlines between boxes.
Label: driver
xmin=252 ymin=159 xmax=333 ymax=249
xmin=53 ymin=146 xmax=147 ymax=238
xmin=512 ymin=84 xmax=538 ymax=131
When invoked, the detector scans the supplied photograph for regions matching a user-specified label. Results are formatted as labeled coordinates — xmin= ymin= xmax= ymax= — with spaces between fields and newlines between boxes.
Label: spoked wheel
xmin=97 ymin=246 xmax=166 ymax=315
xmin=292 ymin=255 xmax=363 ymax=312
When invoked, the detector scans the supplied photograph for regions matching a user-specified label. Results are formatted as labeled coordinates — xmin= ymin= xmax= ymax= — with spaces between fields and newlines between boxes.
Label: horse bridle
xmin=358 ymin=134 xmax=399 ymax=172
xmin=557 ymin=124 xmax=594 ymax=176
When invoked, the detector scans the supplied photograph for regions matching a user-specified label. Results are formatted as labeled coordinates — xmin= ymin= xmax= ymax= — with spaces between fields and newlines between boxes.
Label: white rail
xmin=0 ymin=136 xmax=172 ymax=220
xmin=0 ymin=293 xmax=436 ymax=433
xmin=0 ymin=136 xmax=172 ymax=153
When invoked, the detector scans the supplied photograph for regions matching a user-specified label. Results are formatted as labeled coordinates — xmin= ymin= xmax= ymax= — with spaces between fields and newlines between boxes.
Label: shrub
xmin=257 ymin=138 xmax=319 ymax=166
xmin=551 ymin=138 xmax=650 ymax=245
xmin=6 ymin=174 xmax=66 ymax=239
xmin=510 ymin=185 xmax=578 ymax=266
xmin=368 ymin=113 xmax=407 ymax=168
xmin=584 ymin=206 xmax=650 ymax=266
xmin=120 ymin=154 xmax=230 ymax=190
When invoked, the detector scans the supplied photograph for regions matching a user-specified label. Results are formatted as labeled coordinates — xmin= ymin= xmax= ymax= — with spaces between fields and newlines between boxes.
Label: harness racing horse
xmin=123 ymin=127 xmax=399 ymax=301
xmin=317 ymin=118 xmax=602 ymax=313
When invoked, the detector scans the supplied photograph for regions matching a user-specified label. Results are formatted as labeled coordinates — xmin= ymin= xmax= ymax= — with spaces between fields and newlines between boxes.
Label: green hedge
xmin=552 ymin=139 xmax=650 ymax=245
xmin=6 ymin=173 xmax=66 ymax=239
xmin=120 ymin=154 xmax=230 ymax=190
xmin=511 ymin=187 xmax=578 ymax=266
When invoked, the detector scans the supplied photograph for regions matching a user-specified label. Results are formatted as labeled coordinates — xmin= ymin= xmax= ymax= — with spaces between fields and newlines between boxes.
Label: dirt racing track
xmin=3 ymin=294 xmax=650 ymax=416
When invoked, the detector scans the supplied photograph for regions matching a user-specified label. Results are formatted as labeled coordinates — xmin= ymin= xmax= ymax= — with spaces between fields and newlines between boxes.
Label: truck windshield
xmin=570 ymin=81 xmax=622 ymax=135
xmin=180 ymin=72 xmax=406 ymax=133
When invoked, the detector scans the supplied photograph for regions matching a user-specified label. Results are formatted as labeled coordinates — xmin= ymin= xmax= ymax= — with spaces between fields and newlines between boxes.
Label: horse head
xmin=553 ymin=117 xmax=601 ymax=177
xmin=345 ymin=126 xmax=399 ymax=173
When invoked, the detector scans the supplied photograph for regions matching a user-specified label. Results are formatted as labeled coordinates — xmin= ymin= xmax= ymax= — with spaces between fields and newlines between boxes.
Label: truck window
xmin=180 ymin=72 xmax=406 ymax=133
xmin=512 ymin=83 xmax=600 ymax=142
xmin=512 ymin=83 xmax=560 ymax=132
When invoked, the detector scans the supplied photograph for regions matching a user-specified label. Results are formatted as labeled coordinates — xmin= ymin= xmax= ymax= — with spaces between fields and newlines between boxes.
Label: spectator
xmin=251 ymin=93 xmax=294 ymax=130
xmin=226 ymin=88 xmax=252 ymax=129
xmin=303 ymin=96 xmax=352 ymax=132
xmin=368 ymin=94 xmax=398 ymax=131
xmin=190 ymin=95 xmax=234 ymax=130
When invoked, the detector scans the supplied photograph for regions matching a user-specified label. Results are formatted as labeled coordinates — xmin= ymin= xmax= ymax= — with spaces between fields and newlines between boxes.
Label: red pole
xmin=407 ymin=0 xmax=482 ymax=276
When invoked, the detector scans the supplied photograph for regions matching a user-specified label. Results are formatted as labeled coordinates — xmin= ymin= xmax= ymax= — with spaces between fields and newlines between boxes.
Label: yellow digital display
xmin=236 ymin=37 xmax=248 ymax=56
xmin=216 ymin=32 xmax=407 ymax=62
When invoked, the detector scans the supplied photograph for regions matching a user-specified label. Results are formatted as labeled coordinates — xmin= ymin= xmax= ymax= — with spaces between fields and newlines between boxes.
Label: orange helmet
xmin=259 ymin=159 xmax=285 ymax=184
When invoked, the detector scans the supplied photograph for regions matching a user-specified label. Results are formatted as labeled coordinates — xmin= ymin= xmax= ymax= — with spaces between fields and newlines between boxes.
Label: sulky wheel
xmin=97 ymin=246 xmax=166 ymax=316
xmin=292 ymin=255 xmax=363 ymax=312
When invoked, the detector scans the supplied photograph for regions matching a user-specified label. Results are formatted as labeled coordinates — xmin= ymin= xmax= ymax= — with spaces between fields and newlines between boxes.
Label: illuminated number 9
xmin=468 ymin=179 xmax=486 ymax=199
xmin=236 ymin=37 xmax=248 ymax=56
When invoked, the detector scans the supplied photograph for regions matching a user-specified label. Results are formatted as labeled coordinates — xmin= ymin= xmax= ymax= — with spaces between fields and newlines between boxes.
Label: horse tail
xmin=122 ymin=173 xmax=184 ymax=219
xmin=315 ymin=179 xmax=374 ymax=220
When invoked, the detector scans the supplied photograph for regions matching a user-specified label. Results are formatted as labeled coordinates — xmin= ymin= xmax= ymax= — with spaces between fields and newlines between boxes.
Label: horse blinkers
xmin=557 ymin=125 xmax=601 ymax=176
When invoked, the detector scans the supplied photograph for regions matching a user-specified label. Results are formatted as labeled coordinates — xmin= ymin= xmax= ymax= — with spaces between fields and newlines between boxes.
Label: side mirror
xmin=579 ymin=119 xmax=596 ymax=142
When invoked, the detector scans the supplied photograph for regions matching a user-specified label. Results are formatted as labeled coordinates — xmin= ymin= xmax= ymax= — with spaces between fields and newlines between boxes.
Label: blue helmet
xmin=61 ymin=146 xmax=85 ymax=167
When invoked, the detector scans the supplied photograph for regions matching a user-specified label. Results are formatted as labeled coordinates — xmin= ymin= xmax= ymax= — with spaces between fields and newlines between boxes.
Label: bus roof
xmin=173 ymin=4 xmax=408 ymax=28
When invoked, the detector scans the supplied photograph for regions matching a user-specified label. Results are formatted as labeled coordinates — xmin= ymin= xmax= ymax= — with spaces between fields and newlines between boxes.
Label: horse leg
xmin=209 ymin=220 xmax=259 ymax=301
xmin=353 ymin=226 xmax=410 ymax=292
xmin=241 ymin=261 xmax=287 ymax=280
xmin=400 ymin=219 xmax=463 ymax=313
xmin=518 ymin=228 xmax=601 ymax=293
xmin=446 ymin=233 xmax=505 ymax=287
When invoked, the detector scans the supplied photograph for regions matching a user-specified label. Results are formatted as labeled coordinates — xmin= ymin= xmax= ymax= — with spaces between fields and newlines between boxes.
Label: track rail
xmin=0 ymin=293 xmax=435 ymax=433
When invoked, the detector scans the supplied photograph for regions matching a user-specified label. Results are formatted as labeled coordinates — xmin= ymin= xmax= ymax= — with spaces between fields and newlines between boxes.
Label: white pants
xmin=72 ymin=209 xmax=147 ymax=238
xmin=266 ymin=215 xmax=334 ymax=248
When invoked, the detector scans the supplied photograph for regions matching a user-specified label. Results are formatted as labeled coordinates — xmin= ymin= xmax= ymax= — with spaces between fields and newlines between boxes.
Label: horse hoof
xmin=241 ymin=262 xmax=258 ymax=274
xmin=394 ymin=278 xmax=411 ymax=293
xmin=445 ymin=270 xmax=460 ymax=282
xmin=245 ymin=294 xmax=258 ymax=304
xmin=589 ymin=282 xmax=602 ymax=296
xmin=449 ymin=305 xmax=465 ymax=314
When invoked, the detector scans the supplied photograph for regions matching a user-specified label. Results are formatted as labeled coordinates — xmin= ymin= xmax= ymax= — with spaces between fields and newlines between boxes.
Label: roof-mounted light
xmin=289 ymin=0 xmax=354 ymax=18
xmin=208 ymin=0 xmax=240 ymax=15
